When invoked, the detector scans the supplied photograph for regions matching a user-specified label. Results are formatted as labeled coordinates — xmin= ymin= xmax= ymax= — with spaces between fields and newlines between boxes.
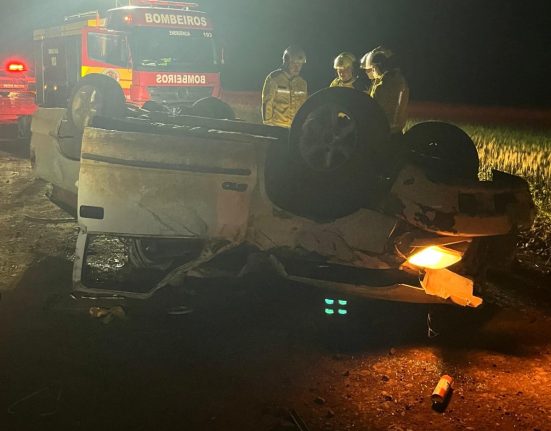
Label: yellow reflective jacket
xmin=262 ymin=69 xmax=308 ymax=128
xmin=329 ymin=76 xmax=370 ymax=93
xmin=369 ymin=69 xmax=409 ymax=133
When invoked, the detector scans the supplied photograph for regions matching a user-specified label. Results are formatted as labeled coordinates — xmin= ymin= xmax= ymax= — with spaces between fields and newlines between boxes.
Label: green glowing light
xmin=325 ymin=308 xmax=335 ymax=315
xmin=325 ymin=298 xmax=335 ymax=305
xmin=338 ymin=299 xmax=348 ymax=306
xmin=338 ymin=309 xmax=348 ymax=315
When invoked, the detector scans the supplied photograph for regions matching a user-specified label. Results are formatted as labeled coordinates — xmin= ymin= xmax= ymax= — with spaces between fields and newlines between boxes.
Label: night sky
xmin=1 ymin=0 xmax=550 ymax=108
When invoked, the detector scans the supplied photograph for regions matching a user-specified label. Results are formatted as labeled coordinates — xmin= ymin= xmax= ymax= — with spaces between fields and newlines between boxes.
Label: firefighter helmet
xmin=333 ymin=52 xmax=356 ymax=70
xmin=360 ymin=46 xmax=394 ymax=71
xmin=283 ymin=45 xmax=307 ymax=65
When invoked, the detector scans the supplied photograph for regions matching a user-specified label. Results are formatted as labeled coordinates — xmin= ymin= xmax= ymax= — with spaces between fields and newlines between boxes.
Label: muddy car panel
xmin=387 ymin=164 xmax=535 ymax=236
xmin=78 ymin=127 xmax=260 ymax=239
xmin=30 ymin=108 xmax=80 ymax=199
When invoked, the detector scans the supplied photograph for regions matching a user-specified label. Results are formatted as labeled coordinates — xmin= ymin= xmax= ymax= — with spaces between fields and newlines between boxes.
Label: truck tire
xmin=192 ymin=97 xmax=236 ymax=119
xmin=68 ymin=74 xmax=127 ymax=133
xmin=266 ymin=87 xmax=390 ymax=221
xmin=404 ymin=121 xmax=480 ymax=181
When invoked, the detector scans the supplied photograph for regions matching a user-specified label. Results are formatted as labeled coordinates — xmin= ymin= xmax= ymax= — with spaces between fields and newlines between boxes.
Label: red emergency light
xmin=6 ymin=62 xmax=26 ymax=72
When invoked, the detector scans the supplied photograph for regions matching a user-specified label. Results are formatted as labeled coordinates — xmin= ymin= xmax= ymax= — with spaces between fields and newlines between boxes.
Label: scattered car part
xmin=432 ymin=374 xmax=454 ymax=406
xmin=289 ymin=409 xmax=311 ymax=431
xmin=89 ymin=305 xmax=126 ymax=323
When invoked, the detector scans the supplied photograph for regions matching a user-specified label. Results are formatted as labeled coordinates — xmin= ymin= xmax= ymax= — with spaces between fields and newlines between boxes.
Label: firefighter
xmin=262 ymin=45 xmax=308 ymax=128
xmin=360 ymin=46 xmax=409 ymax=134
xmin=329 ymin=52 xmax=369 ymax=92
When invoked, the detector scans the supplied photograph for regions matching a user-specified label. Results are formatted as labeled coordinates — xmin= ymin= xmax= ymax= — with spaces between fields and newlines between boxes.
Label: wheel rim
xmin=298 ymin=103 xmax=358 ymax=172
xmin=71 ymin=85 xmax=103 ymax=130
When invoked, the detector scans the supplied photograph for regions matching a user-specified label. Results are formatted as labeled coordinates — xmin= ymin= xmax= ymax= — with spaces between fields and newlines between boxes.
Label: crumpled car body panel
xmin=386 ymin=164 xmax=535 ymax=236
xmin=30 ymin=107 xmax=536 ymax=308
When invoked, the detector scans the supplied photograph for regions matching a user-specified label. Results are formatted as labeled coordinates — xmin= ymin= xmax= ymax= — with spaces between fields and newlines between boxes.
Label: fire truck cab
xmin=33 ymin=0 xmax=222 ymax=110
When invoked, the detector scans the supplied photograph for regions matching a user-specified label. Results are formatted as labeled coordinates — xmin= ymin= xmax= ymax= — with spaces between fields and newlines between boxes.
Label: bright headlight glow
xmin=407 ymin=246 xmax=462 ymax=270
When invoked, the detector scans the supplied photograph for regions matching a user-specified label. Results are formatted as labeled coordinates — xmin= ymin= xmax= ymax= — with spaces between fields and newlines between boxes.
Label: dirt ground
xmin=1 ymin=135 xmax=551 ymax=431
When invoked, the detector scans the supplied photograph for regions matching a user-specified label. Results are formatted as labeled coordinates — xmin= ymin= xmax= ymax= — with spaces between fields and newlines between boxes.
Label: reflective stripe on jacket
xmin=329 ymin=76 xmax=370 ymax=93
xmin=369 ymin=69 xmax=409 ymax=133
xmin=262 ymin=69 xmax=308 ymax=128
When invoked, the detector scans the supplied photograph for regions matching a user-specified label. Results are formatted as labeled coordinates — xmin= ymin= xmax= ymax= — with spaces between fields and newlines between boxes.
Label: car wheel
xmin=68 ymin=74 xmax=127 ymax=133
xmin=192 ymin=97 xmax=236 ymax=119
xmin=266 ymin=88 xmax=390 ymax=221
xmin=290 ymin=87 xmax=389 ymax=177
xmin=404 ymin=121 xmax=480 ymax=181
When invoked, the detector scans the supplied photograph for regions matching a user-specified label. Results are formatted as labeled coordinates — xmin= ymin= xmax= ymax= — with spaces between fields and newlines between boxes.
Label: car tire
xmin=266 ymin=87 xmax=390 ymax=221
xmin=192 ymin=97 xmax=236 ymax=119
xmin=68 ymin=74 xmax=127 ymax=133
xmin=404 ymin=121 xmax=480 ymax=181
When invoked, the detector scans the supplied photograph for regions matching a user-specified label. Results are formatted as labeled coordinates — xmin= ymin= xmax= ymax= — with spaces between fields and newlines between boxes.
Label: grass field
xmin=223 ymin=92 xmax=551 ymax=264
xmin=462 ymin=124 xmax=551 ymax=264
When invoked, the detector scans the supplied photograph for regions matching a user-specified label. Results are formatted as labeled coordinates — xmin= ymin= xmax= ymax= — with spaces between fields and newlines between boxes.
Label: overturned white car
xmin=30 ymin=81 xmax=535 ymax=307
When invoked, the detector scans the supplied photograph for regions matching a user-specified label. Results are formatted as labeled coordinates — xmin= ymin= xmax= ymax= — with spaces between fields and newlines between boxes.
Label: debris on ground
xmin=23 ymin=214 xmax=76 ymax=223
xmin=7 ymin=382 xmax=63 ymax=417
xmin=314 ymin=396 xmax=326 ymax=405
xmin=432 ymin=374 xmax=454 ymax=412
xmin=89 ymin=305 xmax=126 ymax=324
xmin=289 ymin=409 xmax=311 ymax=431
xmin=426 ymin=312 xmax=440 ymax=338
xmin=167 ymin=305 xmax=194 ymax=316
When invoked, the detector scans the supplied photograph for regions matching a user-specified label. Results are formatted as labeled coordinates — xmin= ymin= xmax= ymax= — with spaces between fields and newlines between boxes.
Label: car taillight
xmin=407 ymin=246 xmax=462 ymax=270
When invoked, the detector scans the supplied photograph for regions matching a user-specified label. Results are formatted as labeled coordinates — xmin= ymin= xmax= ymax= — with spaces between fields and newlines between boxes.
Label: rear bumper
xmin=276 ymin=257 xmax=482 ymax=307
xmin=0 ymin=95 xmax=37 ymax=122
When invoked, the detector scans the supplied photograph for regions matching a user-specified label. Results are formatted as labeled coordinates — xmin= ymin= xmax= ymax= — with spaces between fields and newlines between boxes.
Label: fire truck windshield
xmin=131 ymin=28 xmax=217 ymax=71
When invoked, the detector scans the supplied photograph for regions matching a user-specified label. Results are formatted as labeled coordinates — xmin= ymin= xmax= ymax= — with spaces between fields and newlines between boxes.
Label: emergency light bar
xmin=130 ymin=0 xmax=199 ymax=9
xmin=65 ymin=10 xmax=100 ymax=23
xmin=6 ymin=62 xmax=26 ymax=72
